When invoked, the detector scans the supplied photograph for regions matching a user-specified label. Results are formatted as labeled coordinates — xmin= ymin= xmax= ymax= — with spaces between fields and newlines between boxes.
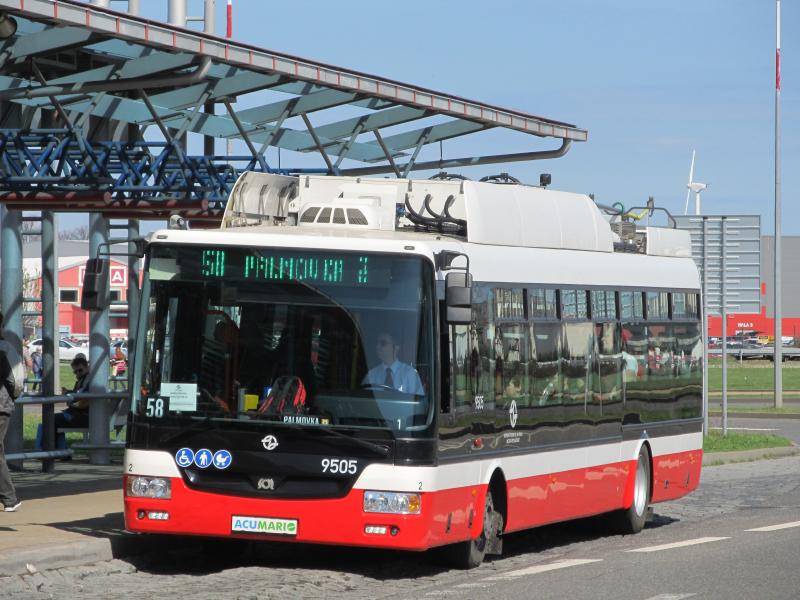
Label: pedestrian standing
xmin=31 ymin=347 xmax=43 ymax=391
xmin=21 ymin=342 xmax=32 ymax=393
xmin=0 ymin=310 xmax=24 ymax=512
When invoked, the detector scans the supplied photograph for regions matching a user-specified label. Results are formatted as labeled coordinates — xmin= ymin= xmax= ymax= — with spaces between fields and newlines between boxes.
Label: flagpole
xmin=226 ymin=0 xmax=233 ymax=161
xmin=774 ymin=0 xmax=782 ymax=408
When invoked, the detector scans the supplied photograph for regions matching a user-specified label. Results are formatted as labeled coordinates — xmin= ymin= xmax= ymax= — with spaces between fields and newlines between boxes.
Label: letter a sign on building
xmin=79 ymin=264 xmax=127 ymax=288
xmin=109 ymin=266 xmax=127 ymax=286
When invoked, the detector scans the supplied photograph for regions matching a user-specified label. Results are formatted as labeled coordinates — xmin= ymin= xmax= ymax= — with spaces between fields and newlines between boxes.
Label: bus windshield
xmin=135 ymin=245 xmax=436 ymax=433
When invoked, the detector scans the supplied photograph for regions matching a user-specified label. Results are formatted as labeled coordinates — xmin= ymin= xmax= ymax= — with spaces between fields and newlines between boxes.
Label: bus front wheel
xmin=442 ymin=488 xmax=502 ymax=569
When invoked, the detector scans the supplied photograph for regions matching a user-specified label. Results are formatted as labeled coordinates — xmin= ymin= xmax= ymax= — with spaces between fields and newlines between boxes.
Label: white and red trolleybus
xmin=122 ymin=172 xmax=703 ymax=568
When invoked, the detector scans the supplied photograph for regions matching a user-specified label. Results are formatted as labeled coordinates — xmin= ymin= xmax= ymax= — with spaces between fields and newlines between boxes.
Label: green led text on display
xmin=199 ymin=249 xmax=370 ymax=285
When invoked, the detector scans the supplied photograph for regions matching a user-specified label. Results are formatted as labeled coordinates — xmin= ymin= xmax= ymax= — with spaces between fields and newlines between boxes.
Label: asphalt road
xmin=3 ymin=453 xmax=798 ymax=599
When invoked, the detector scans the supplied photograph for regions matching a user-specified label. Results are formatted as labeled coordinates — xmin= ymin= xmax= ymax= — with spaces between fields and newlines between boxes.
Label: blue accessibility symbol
xmin=194 ymin=448 xmax=213 ymax=469
xmin=175 ymin=447 xmax=194 ymax=468
xmin=212 ymin=449 xmax=232 ymax=470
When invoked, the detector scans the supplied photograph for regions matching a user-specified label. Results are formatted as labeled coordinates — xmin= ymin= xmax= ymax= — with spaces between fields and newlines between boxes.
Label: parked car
xmin=27 ymin=338 xmax=88 ymax=362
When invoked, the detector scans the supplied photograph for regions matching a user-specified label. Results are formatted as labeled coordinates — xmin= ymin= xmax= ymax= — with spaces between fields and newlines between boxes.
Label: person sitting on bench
xmin=36 ymin=355 xmax=90 ymax=450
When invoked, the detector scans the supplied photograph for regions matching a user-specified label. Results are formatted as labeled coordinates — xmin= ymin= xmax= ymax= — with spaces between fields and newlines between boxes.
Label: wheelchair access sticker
xmin=175 ymin=447 xmax=194 ymax=468
xmin=174 ymin=447 xmax=233 ymax=470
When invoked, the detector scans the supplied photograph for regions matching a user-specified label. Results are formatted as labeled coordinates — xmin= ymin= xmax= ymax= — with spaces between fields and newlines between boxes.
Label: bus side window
xmin=531 ymin=322 xmax=561 ymax=406
xmin=450 ymin=323 xmax=470 ymax=410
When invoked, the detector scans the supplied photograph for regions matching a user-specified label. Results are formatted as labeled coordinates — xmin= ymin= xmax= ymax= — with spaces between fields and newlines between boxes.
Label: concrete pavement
xmin=0 ymin=460 xmax=132 ymax=577
xmin=1 ymin=443 xmax=798 ymax=578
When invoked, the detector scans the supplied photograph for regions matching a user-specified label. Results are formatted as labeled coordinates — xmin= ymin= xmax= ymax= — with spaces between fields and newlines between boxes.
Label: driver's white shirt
xmin=363 ymin=360 xmax=424 ymax=395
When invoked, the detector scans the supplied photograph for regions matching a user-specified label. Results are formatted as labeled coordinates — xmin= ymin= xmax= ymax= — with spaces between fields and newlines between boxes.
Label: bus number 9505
xmin=321 ymin=458 xmax=358 ymax=474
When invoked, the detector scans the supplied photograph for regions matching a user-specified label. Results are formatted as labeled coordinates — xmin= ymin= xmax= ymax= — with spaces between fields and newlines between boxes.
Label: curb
xmin=702 ymin=445 xmax=800 ymax=466
xmin=0 ymin=532 xmax=188 ymax=578
xmin=0 ymin=538 xmax=113 ymax=577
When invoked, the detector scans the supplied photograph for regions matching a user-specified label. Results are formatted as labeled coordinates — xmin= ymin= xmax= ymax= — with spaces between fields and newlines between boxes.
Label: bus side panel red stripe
xmin=505 ymin=460 xmax=628 ymax=532
xmin=505 ymin=472 xmax=550 ymax=531
xmin=584 ymin=460 xmax=629 ymax=514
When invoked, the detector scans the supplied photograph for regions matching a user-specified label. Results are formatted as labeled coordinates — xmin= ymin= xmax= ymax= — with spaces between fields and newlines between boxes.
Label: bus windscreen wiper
xmin=315 ymin=425 xmax=391 ymax=457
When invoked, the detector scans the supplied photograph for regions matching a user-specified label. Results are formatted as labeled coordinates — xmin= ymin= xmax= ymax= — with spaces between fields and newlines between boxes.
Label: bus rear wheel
xmin=613 ymin=446 xmax=651 ymax=534
xmin=442 ymin=489 xmax=502 ymax=569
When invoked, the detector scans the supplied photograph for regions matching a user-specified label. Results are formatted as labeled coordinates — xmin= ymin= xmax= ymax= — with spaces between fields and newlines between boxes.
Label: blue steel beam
xmin=0 ymin=128 xmax=328 ymax=208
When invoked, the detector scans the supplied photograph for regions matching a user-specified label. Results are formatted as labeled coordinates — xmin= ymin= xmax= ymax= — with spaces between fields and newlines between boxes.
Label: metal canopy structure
xmin=0 ymin=0 xmax=587 ymax=219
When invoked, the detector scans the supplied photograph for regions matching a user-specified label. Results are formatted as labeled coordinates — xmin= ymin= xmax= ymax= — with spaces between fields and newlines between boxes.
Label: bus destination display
xmin=194 ymin=248 xmax=382 ymax=286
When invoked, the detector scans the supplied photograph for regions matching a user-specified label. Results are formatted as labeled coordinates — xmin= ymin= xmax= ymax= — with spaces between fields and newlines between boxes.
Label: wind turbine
xmin=683 ymin=150 xmax=708 ymax=215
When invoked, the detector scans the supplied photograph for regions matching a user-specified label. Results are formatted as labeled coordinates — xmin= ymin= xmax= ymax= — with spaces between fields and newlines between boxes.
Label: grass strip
xmin=704 ymin=430 xmax=793 ymax=453
xmin=709 ymin=406 xmax=800 ymax=415
xmin=20 ymin=414 xmax=115 ymax=450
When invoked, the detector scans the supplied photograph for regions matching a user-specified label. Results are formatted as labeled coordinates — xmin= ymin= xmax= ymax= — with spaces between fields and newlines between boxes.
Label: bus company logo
xmin=261 ymin=435 xmax=279 ymax=451
xmin=509 ymin=400 xmax=518 ymax=429
xmin=257 ymin=478 xmax=275 ymax=491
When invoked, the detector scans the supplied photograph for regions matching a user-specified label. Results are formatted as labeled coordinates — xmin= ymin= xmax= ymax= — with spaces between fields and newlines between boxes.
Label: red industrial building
xmin=21 ymin=241 xmax=136 ymax=339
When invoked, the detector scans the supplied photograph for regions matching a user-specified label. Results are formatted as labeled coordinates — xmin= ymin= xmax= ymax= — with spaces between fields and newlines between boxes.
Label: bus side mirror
xmin=81 ymin=258 xmax=110 ymax=311
xmin=445 ymin=272 xmax=472 ymax=324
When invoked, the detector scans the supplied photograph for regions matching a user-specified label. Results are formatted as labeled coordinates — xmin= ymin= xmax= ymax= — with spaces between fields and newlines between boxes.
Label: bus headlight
xmin=363 ymin=491 xmax=421 ymax=514
xmin=127 ymin=476 xmax=171 ymax=499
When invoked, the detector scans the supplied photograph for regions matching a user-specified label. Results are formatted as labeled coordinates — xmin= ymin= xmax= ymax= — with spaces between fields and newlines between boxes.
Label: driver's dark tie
xmin=384 ymin=367 xmax=394 ymax=387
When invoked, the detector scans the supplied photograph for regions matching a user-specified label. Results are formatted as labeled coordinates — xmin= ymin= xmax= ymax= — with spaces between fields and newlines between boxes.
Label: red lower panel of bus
xmin=124 ymin=448 xmax=702 ymax=549
xmin=124 ymin=476 xmax=483 ymax=551
xmin=650 ymin=449 xmax=703 ymax=503
xmin=504 ymin=448 xmax=702 ymax=534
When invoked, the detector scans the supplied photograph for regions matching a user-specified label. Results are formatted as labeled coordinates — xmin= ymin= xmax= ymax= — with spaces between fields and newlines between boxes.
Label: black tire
xmin=441 ymin=489 xmax=497 ymax=569
xmin=613 ymin=446 xmax=651 ymax=534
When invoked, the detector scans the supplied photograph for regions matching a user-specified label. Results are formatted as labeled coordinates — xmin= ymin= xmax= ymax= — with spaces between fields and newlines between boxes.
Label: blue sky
xmin=66 ymin=1 xmax=798 ymax=235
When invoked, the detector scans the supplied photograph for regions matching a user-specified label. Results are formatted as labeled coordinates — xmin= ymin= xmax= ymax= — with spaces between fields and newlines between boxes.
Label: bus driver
xmin=362 ymin=332 xmax=424 ymax=395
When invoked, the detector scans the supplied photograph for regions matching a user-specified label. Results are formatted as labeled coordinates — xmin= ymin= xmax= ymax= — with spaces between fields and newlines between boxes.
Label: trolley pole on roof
xmin=774 ymin=0 xmax=783 ymax=408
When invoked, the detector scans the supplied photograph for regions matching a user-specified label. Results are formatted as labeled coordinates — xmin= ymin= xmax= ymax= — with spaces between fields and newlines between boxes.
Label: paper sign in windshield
xmin=160 ymin=382 xmax=197 ymax=411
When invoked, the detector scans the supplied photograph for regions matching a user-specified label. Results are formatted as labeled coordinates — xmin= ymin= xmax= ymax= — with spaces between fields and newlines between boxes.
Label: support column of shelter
xmin=127 ymin=220 xmax=140 ymax=404
xmin=0 ymin=206 xmax=24 ymax=468
xmin=88 ymin=214 xmax=111 ymax=465
xmin=40 ymin=211 xmax=59 ymax=472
